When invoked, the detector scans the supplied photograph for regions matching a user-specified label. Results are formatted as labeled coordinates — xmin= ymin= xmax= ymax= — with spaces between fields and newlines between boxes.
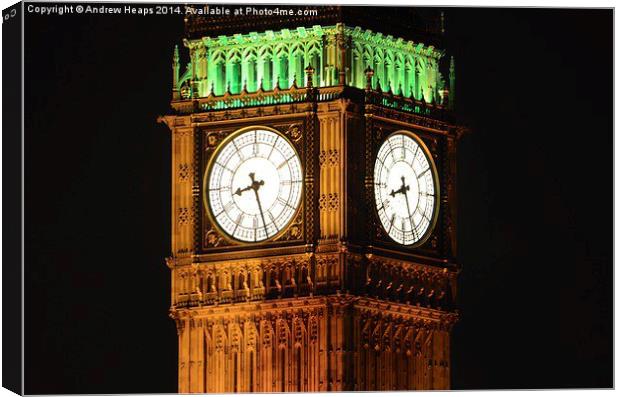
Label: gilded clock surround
xmin=201 ymin=118 xmax=315 ymax=253
xmin=159 ymin=9 xmax=463 ymax=393
xmin=203 ymin=125 xmax=305 ymax=245
xmin=373 ymin=129 xmax=440 ymax=248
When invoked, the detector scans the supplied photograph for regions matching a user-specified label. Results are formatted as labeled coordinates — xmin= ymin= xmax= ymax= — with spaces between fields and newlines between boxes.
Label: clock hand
xmin=389 ymin=176 xmax=410 ymax=197
xmin=400 ymin=176 xmax=415 ymax=232
xmin=234 ymin=185 xmax=252 ymax=196
xmin=234 ymin=173 xmax=265 ymax=196
xmin=389 ymin=176 xmax=415 ymax=236
xmin=248 ymin=172 xmax=269 ymax=238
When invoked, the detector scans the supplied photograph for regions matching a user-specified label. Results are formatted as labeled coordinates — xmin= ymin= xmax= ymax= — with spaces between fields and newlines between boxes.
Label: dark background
xmin=21 ymin=5 xmax=612 ymax=393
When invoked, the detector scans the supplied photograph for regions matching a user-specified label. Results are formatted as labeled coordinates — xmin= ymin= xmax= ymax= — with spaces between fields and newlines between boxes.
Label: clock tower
xmin=159 ymin=6 xmax=463 ymax=392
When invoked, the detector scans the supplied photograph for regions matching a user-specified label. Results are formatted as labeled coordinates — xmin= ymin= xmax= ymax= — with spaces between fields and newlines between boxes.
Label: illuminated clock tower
xmin=159 ymin=6 xmax=463 ymax=392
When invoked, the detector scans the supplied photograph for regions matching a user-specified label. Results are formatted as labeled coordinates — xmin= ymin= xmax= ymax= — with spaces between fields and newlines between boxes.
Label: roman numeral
xmin=410 ymin=146 xmax=419 ymax=167
xmin=267 ymin=210 xmax=277 ymax=227
xmin=223 ymin=201 xmax=235 ymax=213
xmin=232 ymin=213 xmax=244 ymax=235
xmin=388 ymin=214 xmax=396 ymax=234
xmin=416 ymin=168 xmax=430 ymax=179
xmin=277 ymin=196 xmax=294 ymax=209
xmin=267 ymin=138 xmax=278 ymax=160
xmin=216 ymin=162 xmax=235 ymax=173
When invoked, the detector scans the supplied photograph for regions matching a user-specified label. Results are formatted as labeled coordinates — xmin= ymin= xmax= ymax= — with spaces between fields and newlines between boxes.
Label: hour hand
xmin=390 ymin=176 xmax=410 ymax=197
xmin=234 ymin=185 xmax=252 ymax=196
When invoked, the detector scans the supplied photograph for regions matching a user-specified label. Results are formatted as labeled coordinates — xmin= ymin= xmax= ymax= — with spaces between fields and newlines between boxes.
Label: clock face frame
xmin=373 ymin=131 xmax=440 ymax=247
xmin=203 ymin=127 xmax=304 ymax=243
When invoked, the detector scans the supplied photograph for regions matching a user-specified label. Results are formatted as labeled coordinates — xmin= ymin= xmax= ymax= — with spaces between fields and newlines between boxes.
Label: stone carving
xmin=318 ymin=149 xmax=339 ymax=167
xmin=274 ymin=211 xmax=304 ymax=242
xmin=319 ymin=193 xmax=339 ymax=212
xmin=178 ymin=163 xmax=191 ymax=182
xmin=178 ymin=208 xmax=191 ymax=226
xmin=285 ymin=123 xmax=303 ymax=142
xmin=205 ymin=130 xmax=228 ymax=148
xmin=205 ymin=228 xmax=225 ymax=248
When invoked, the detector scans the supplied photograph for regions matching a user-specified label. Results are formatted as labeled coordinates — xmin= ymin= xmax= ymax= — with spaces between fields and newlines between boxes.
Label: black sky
xmin=21 ymin=5 xmax=613 ymax=393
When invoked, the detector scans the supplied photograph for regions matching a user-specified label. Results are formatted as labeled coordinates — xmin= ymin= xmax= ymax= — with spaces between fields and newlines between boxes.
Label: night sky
xmin=22 ymin=5 xmax=612 ymax=393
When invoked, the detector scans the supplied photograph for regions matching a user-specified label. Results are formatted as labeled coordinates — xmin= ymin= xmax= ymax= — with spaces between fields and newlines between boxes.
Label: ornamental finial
xmin=173 ymin=45 xmax=179 ymax=65
xmin=305 ymin=64 xmax=315 ymax=88
xmin=364 ymin=66 xmax=374 ymax=90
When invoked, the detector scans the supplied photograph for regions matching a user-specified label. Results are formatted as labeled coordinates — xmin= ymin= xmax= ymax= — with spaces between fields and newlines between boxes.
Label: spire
xmin=449 ymin=56 xmax=456 ymax=110
xmin=291 ymin=74 xmax=298 ymax=89
xmin=364 ymin=66 xmax=374 ymax=91
xmin=274 ymin=76 xmax=281 ymax=91
xmin=172 ymin=45 xmax=181 ymax=100
xmin=305 ymin=64 xmax=315 ymax=88
xmin=258 ymin=78 xmax=264 ymax=92
xmin=173 ymin=45 xmax=180 ymax=66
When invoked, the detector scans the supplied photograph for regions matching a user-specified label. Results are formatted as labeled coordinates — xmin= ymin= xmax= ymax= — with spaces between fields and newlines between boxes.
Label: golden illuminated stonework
xmin=159 ymin=6 xmax=463 ymax=392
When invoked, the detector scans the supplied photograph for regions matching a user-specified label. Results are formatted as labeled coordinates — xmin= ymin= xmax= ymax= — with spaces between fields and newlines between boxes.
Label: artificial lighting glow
xmin=207 ymin=129 xmax=303 ymax=242
xmin=374 ymin=133 xmax=437 ymax=245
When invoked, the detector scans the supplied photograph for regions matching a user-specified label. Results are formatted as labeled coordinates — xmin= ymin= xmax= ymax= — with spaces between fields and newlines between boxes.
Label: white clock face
xmin=206 ymin=128 xmax=303 ymax=242
xmin=374 ymin=132 xmax=438 ymax=246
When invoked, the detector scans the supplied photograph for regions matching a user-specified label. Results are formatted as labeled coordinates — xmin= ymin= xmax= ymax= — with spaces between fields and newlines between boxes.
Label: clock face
xmin=374 ymin=132 xmax=438 ymax=246
xmin=205 ymin=128 xmax=303 ymax=243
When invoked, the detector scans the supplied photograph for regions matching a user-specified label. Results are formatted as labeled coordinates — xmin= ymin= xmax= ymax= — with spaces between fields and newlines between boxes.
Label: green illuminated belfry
xmin=173 ymin=19 xmax=454 ymax=107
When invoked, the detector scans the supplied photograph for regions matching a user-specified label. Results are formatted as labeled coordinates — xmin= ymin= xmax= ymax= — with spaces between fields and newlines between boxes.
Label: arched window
xmin=246 ymin=58 xmax=257 ymax=92
xmin=308 ymin=51 xmax=320 ymax=87
xmin=215 ymin=61 xmax=226 ymax=95
xmin=277 ymin=55 xmax=289 ymax=89
xmin=262 ymin=56 xmax=272 ymax=90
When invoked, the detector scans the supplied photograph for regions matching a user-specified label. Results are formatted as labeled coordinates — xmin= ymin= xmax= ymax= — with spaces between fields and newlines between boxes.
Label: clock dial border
xmin=373 ymin=130 xmax=441 ymax=249
xmin=202 ymin=125 xmax=305 ymax=246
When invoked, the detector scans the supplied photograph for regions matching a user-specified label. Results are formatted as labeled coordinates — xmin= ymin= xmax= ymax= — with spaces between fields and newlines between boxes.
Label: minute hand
xmin=397 ymin=176 xmax=415 ymax=237
xmin=253 ymin=189 xmax=269 ymax=238
xmin=248 ymin=172 xmax=270 ymax=238
xmin=402 ymin=184 xmax=414 ymax=231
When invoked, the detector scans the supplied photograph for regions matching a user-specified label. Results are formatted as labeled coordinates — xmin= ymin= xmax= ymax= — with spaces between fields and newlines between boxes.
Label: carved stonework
xmin=178 ymin=208 xmax=191 ymax=226
xmin=274 ymin=211 xmax=304 ymax=242
xmin=319 ymin=149 xmax=339 ymax=167
xmin=319 ymin=193 xmax=339 ymax=212
xmin=178 ymin=163 xmax=191 ymax=182
xmin=205 ymin=228 xmax=225 ymax=248
xmin=285 ymin=123 xmax=303 ymax=142
xmin=205 ymin=130 xmax=228 ymax=149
